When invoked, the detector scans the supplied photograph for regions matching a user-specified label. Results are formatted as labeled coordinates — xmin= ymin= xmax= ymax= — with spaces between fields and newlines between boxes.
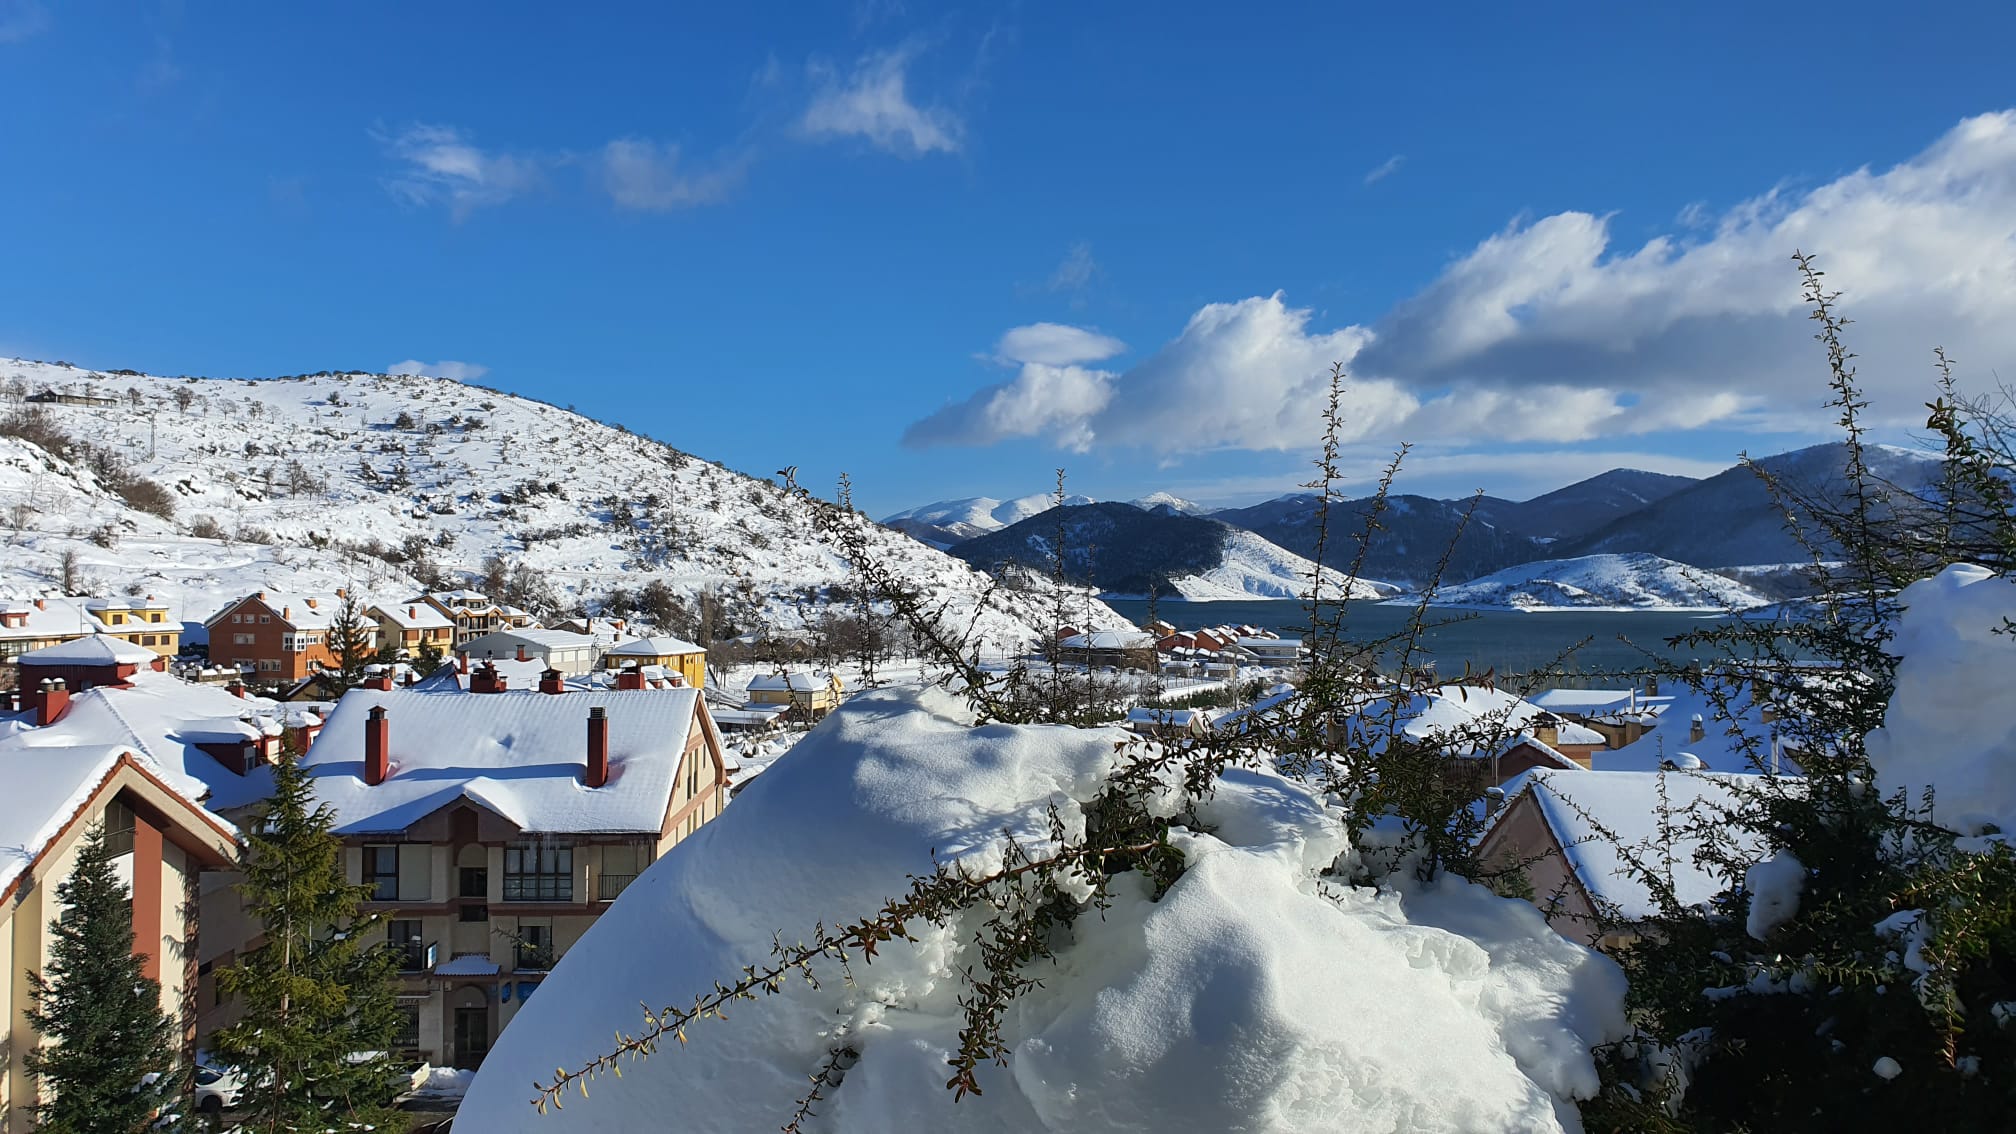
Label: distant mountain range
xmin=887 ymin=444 xmax=1947 ymax=604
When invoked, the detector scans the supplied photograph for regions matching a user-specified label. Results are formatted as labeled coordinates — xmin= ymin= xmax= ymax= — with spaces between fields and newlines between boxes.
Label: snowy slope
xmin=1426 ymin=553 xmax=1769 ymax=611
xmin=0 ymin=359 xmax=1123 ymax=648
xmin=1160 ymin=528 xmax=1393 ymax=602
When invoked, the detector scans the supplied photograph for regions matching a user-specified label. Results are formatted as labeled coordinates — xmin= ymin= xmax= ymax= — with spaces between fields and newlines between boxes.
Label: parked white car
xmin=194 ymin=1064 xmax=245 ymax=1114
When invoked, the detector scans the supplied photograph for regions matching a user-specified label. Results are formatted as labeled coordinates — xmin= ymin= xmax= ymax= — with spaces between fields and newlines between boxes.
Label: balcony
xmin=513 ymin=944 xmax=556 ymax=972
xmin=597 ymin=873 xmax=637 ymax=901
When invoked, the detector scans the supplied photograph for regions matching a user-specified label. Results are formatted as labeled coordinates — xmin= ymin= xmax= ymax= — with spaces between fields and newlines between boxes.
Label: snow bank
xmin=460 ymin=689 xmax=1627 ymax=1132
xmin=1866 ymin=564 xmax=2016 ymax=834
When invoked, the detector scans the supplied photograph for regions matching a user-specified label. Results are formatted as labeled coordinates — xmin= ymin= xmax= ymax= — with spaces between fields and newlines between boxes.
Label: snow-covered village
xmin=7 ymin=6 xmax=2016 ymax=1133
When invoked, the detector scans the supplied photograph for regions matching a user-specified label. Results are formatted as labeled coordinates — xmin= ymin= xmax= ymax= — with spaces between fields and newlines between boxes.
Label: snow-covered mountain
xmin=0 ymin=359 xmax=1124 ymax=650
xmin=1424 ymin=553 xmax=1770 ymax=611
xmin=1129 ymin=491 xmax=1213 ymax=516
xmin=952 ymin=501 xmax=1394 ymax=601
xmin=881 ymin=492 xmax=1094 ymax=547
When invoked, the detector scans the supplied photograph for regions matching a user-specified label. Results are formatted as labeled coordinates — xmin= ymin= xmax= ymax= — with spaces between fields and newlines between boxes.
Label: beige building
xmin=414 ymin=590 xmax=540 ymax=649
xmin=299 ymin=671 xmax=731 ymax=1067
xmin=0 ymin=643 xmax=242 ymax=1132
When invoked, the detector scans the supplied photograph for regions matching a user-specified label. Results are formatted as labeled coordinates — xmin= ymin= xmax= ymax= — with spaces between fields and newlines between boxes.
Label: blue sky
xmin=5 ymin=2 xmax=2016 ymax=518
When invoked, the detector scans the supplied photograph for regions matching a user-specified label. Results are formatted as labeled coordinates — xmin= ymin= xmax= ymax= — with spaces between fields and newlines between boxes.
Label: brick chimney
xmin=585 ymin=706 xmax=609 ymax=787
xmin=1532 ymin=713 xmax=1559 ymax=750
xmin=615 ymin=665 xmax=645 ymax=691
xmin=469 ymin=662 xmax=506 ymax=694
xmin=539 ymin=668 xmax=565 ymax=695
xmin=516 ymin=644 xmax=529 ymax=662
xmin=362 ymin=671 xmax=394 ymax=692
xmin=364 ymin=706 xmax=389 ymax=785
xmin=227 ymin=678 xmax=247 ymax=698
xmin=33 ymin=678 xmax=70 ymax=726
xmin=1688 ymin=714 xmax=1705 ymax=744
xmin=7 ymin=689 xmax=20 ymax=713
xmin=408 ymin=605 xmax=418 ymax=619
xmin=456 ymin=653 xmax=469 ymax=675
xmin=1644 ymin=674 xmax=1659 ymax=697
xmin=33 ymin=598 xmax=46 ymax=610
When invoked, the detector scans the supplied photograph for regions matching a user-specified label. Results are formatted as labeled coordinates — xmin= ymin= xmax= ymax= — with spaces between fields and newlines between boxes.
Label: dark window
xmin=459 ymin=866 xmax=488 ymax=899
xmin=104 ymin=798 xmax=137 ymax=858
xmin=459 ymin=904 xmax=488 ymax=922
xmin=515 ymin=923 xmax=555 ymax=970
xmin=502 ymin=844 xmax=572 ymax=902
xmin=389 ymin=919 xmax=424 ymax=970
xmin=393 ymin=1005 xmax=421 ymax=1052
xmin=363 ymin=845 xmax=399 ymax=901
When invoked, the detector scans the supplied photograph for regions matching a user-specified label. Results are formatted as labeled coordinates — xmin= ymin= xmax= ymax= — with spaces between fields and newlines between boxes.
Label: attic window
xmin=104 ymin=798 xmax=137 ymax=858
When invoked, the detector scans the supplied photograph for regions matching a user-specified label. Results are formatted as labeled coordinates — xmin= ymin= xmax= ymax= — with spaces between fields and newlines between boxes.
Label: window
xmin=503 ymin=843 xmax=572 ymax=901
xmin=393 ymin=1005 xmax=421 ymax=1052
xmin=389 ymin=919 xmax=425 ymax=970
xmin=515 ymin=922 xmax=555 ymax=970
xmin=363 ymin=845 xmax=399 ymax=901
xmin=459 ymin=866 xmax=488 ymax=899
xmin=231 ymin=613 xmax=242 ymax=624
xmin=234 ymin=633 xmax=254 ymax=646
xmin=105 ymin=798 xmax=136 ymax=858
xmin=260 ymin=615 xmax=270 ymax=624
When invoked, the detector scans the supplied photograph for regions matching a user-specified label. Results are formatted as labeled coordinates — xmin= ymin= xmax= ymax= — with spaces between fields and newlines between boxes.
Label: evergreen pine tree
xmin=326 ymin=592 xmax=378 ymax=692
xmin=214 ymin=742 xmax=403 ymax=1131
xmin=23 ymin=823 xmax=182 ymax=1134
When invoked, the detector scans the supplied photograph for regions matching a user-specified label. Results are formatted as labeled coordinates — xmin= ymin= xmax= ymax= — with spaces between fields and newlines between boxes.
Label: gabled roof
xmin=0 ymin=596 xmax=176 ymax=642
xmin=372 ymin=602 xmax=456 ymax=630
xmin=1490 ymin=768 xmax=1781 ymax=921
xmin=0 ymin=743 xmax=132 ymax=899
xmin=605 ymin=635 xmax=706 ymax=657
xmin=748 ymin=672 xmax=836 ymax=693
xmin=305 ymin=686 xmax=708 ymax=836
xmin=206 ymin=592 xmax=342 ymax=630
xmin=1058 ymin=630 xmax=1155 ymax=651
xmin=459 ymin=628 xmax=595 ymax=656
xmin=19 ymin=633 xmax=159 ymax=666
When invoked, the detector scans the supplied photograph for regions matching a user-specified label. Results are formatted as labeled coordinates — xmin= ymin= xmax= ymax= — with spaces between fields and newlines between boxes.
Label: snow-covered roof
xmin=0 ymin=596 xmax=175 ymax=642
xmin=458 ymin=628 xmax=595 ymax=657
xmin=605 ymin=635 xmax=706 ymax=657
xmin=372 ymin=602 xmax=456 ymax=630
xmin=748 ymin=672 xmax=836 ymax=693
xmin=0 ymin=743 xmax=132 ymax=899
xmin=18 ymin=633 xmax=160 ymax=666
xmin=208 ymin=592 xmax=343 ymax=630
xmin=305 ymin=686 xmax=707 ymax=836
xmin=1500 ymin=768 xmax=1774 ymax=921
xmin=1 ymin=670 xmax=289 ymax=813
xmin=1337 ymin=685 xmax=1604 ymax=756
xmin=425 ymin=589 xmax=495 ymax=608
xmin=1526 ymin=688 xmax=1646 ymax=715
xmin=435 ymin=955 xmax=502 ymax=977
xmin=1126 ymin=707 xmax=1213 ymax=728
xmin=1590 ymin=680 xmax=1783 ymax=773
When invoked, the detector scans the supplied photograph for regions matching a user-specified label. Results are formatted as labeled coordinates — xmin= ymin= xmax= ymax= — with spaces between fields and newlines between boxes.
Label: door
xmin=454 ymin=1004 xmax=490 ymax=1068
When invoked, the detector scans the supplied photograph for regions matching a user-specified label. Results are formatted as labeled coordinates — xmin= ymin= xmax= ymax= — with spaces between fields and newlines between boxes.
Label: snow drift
xmin=459 ymin=688 xmax=1628 ymax=1132
xmin=1867 ymin=563 xmax=2016 ymax=834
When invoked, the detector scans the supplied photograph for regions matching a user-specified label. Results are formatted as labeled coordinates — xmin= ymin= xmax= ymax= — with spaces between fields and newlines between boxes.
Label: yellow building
xmin=745 ymin=670 xmax=845 ymax=719
xmin=601 ymin=635 xmax=707 ymax=689
xmin=0 ymin=595 xmax=180 ymax=662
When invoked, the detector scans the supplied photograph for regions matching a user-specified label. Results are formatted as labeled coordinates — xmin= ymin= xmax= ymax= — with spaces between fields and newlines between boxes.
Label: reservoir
xmin=1099 ymin=598 xmax=1758 ymax=679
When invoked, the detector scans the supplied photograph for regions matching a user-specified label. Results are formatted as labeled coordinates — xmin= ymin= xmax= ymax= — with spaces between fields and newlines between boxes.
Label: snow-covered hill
xmin=1423 ymin=553 xmax=1769 ymax=611
xmin=0 ymin=359 xmax=1124 ymax=649
xmin=1146 ymin=528 xmax=1393 ymax=602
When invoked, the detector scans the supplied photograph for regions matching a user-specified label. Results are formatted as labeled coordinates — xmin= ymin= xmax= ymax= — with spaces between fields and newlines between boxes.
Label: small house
xmin=602 ymin=635 xmax=708 ymax=689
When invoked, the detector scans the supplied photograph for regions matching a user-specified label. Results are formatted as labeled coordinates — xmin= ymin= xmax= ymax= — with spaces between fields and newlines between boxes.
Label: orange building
xmin=204 ymin=591 xmax=346 ymax=683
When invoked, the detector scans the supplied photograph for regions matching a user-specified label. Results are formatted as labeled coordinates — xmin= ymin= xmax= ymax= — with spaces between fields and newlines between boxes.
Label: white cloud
xmin=1363 ymin=154 xmax=1405 ymax=185
xmin=996 ymin=323 xmax=1125 ymax=366
xmin=801 ymin=47 xmax=962 ymax=156
xmin=601 ymin=139 xmax=746 ymax=211
xmin=387 ymin=359 xmax=489 ymax=383
xmin=910 ymin=110 xmax=2016 ymax=459
xmin=1048 ymin=241 xmax=1097 ymax=292
xmin=376 ymin=124 xmax=548 ymax=217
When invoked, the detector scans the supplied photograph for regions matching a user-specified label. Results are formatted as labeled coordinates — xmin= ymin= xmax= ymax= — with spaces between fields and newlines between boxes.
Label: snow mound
xmin=460 ymin=689 xmax=1627 ymax=1132
xmin=1867 ymin=564 xmax=2016 ymax=834
xmin=1427 ymin=553 xmax=1768 ymax=611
